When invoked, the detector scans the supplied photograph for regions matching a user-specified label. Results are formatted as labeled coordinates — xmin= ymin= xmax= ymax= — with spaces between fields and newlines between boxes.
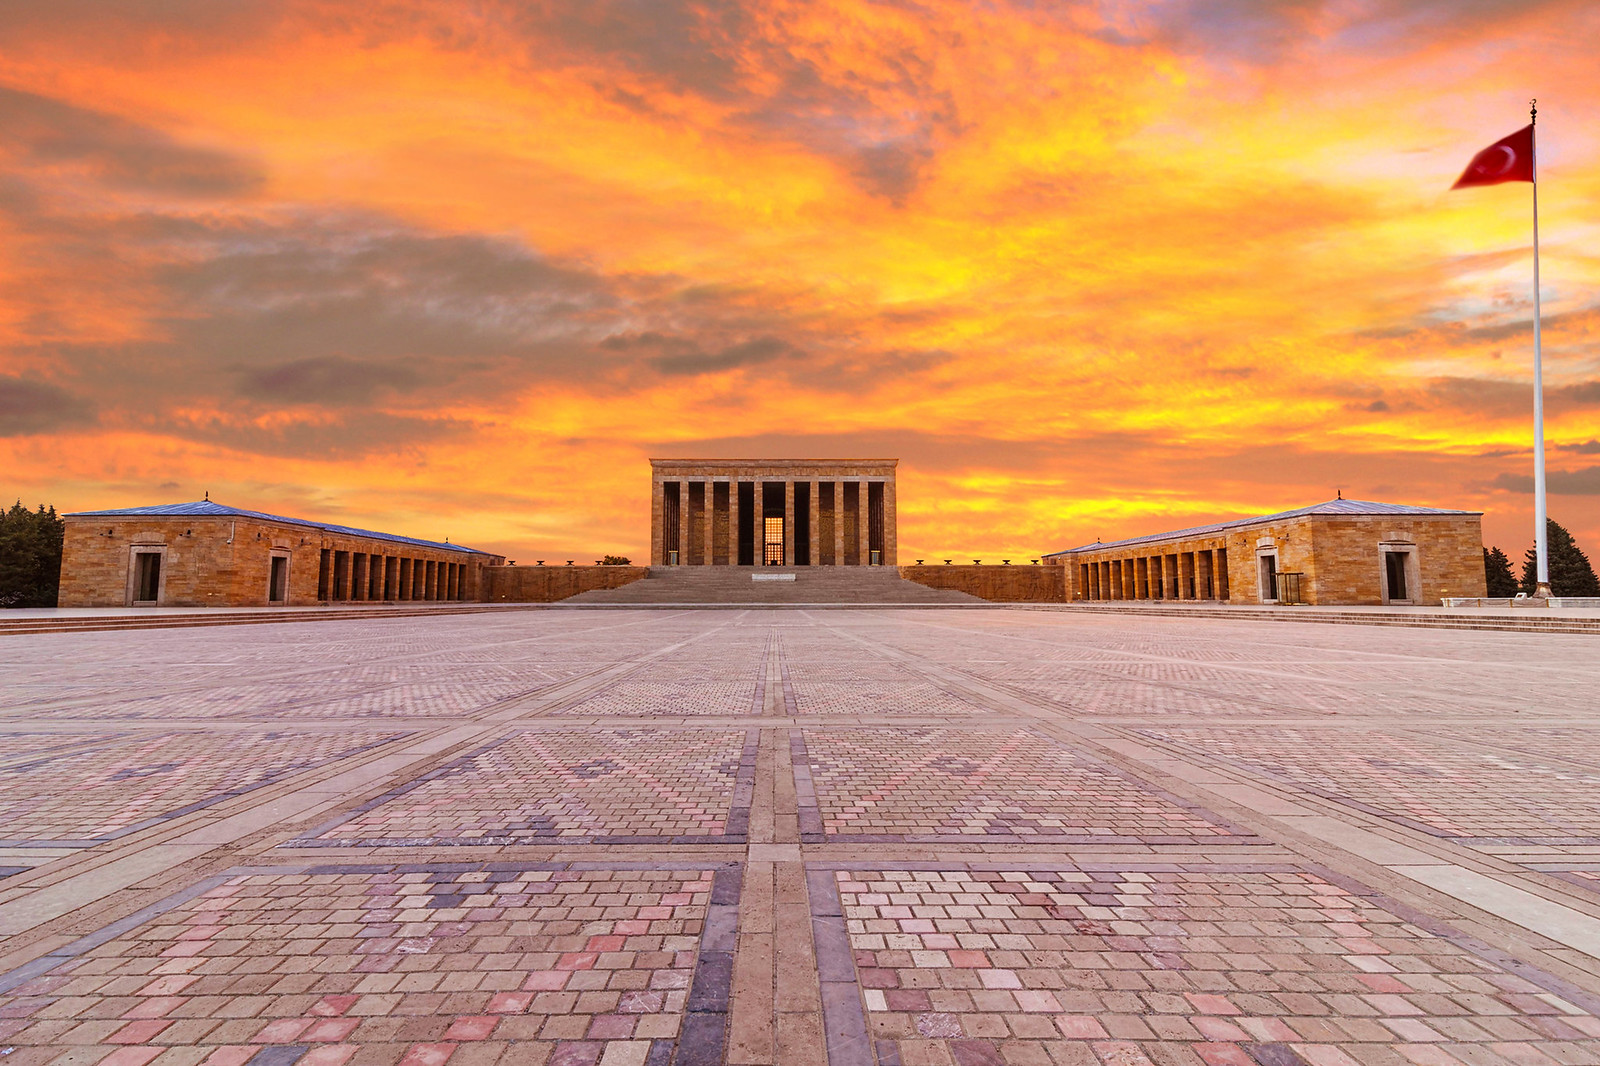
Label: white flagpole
xmin=1531 ymin=99 xmax=1551 ymax=597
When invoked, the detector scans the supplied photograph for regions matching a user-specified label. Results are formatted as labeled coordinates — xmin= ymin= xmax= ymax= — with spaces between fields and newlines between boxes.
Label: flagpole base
xmin=1535 ymin=582 xmax=1553 ymax=598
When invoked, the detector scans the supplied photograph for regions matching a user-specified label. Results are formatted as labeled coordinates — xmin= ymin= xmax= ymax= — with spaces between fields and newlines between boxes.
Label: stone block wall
xmin=1051 ymin=511 xmax=1486 ymax=606
xmin=899 ymin=564 xmax=1067 ymax=602
xmin=480 ymin=565 xmax=649 ymax=602
xmin=60 ymin=515 xmax=501 ymax=608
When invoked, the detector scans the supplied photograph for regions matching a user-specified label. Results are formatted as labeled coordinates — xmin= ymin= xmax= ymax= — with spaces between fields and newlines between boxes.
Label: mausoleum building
xmin=650 ymin=459 xmax=897 ymax=567
xmin=58 ymin=500 xmax=505 ymax=608
xmin=1044 ymin=499 xmax=1486 ymax=606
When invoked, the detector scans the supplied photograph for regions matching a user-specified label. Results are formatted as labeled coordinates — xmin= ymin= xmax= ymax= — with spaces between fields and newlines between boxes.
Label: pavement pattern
xmin=2 ymin=607 xmax=1600 ymax=1066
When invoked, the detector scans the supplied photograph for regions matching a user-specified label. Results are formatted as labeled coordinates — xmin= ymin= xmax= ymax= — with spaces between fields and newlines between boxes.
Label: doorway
xmin=132 ymin=551 xmax=162 ymax=605
xmin=1257 ymin=552 xmax=1278 ymax=603
xmin=1383 ymin=550 xmax=1413 ymax=604
xmin=269 ymin=555 xmax=289 ymax=604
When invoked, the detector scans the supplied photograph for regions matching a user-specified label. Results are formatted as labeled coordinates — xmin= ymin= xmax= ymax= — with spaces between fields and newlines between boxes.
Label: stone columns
xmin=784 ymin=480 xmax=795 ymax=567
xmin=838 ymin=480 xmax=851 ymax=563
xmin=808 ymin=481 xmax=820 ymax=566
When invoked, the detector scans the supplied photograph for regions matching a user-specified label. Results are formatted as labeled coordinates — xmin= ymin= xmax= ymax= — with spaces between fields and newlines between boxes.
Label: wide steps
xmin=563 ymin=567 xmax=985 ymax=605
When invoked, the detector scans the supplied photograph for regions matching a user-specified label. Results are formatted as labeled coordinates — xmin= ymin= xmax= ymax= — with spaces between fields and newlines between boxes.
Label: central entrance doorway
xmin=763 ymin=517 xmax=784 ymax=565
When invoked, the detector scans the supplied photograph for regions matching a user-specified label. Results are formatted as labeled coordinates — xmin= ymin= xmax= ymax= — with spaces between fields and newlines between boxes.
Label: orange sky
xmin=3 ymin=0 xmax=1599 ymax=565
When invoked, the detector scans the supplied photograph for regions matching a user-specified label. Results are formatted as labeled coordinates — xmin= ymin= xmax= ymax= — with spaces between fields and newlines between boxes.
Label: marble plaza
xmin=2 ymin=608 xmax=1599 ymax=1066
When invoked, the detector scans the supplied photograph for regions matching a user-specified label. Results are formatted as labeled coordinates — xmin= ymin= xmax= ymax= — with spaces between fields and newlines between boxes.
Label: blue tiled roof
xmin=65 ymin=500 xmax=496 ymax=556
xmin=1043 ymin=499 xmax=1481 ymax=558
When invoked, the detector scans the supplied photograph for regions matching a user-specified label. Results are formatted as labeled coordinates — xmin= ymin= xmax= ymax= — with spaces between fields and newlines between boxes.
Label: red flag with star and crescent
xmin=1452 ymin=125 xmax=1534 ymax=188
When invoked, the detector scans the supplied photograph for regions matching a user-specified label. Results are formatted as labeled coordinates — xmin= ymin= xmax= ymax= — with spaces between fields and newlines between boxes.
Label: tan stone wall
xmin=60 ymin=515 xmax=502 ymax=608
xmin=1048 ymin=512 xmax=1485 ymax=606
xmin=900 ymin=565 xmax=1067 ymax=602
xmin=480 ymin=565 xmax=648 ymax=602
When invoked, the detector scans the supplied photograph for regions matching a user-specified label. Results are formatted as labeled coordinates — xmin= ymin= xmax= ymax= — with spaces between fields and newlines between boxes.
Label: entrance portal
xmin=764 ymin=517 xmax=784 ymax=565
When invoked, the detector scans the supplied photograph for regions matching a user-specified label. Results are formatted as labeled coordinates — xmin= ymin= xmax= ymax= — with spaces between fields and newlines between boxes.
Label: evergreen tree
xmin=1483 ymin=546 xmax=1519 ymax=597
xmin=0 ymin=501 xmax=65 ymax=608
xmin=1519 ymin=518 xmax=1600 ymax=597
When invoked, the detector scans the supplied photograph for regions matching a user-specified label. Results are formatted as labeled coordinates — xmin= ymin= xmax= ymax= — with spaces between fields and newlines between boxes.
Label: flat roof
xmin=65 ymin=500 xmax=497 ymax=556
xmin=1043 ymin=499 xmax=1481 ymax=557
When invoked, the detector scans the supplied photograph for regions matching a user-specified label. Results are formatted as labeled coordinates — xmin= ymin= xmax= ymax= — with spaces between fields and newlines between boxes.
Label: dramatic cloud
xmin=2 ymin=0 xmax=1600 ymax=559
xmin=0 ymin=86 xmax=262 ymax=197
xmin=0 ymin=377 xmax=94 ymax=436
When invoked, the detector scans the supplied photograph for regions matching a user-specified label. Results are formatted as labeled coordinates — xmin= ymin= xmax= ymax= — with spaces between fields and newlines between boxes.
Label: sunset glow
xmin=4 ymin=1 xmax=1599 ymax=561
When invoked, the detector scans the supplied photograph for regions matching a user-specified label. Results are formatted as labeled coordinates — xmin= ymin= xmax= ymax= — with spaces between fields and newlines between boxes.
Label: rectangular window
xmin=134 ymin=552 xmax=161 ymax=603
xmin=269 ymin=556 xmax=288 ymax=603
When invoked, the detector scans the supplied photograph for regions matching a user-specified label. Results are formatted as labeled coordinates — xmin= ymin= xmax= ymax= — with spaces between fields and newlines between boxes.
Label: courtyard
xmin=1 ymin=607 xmax=1599 ymax=1066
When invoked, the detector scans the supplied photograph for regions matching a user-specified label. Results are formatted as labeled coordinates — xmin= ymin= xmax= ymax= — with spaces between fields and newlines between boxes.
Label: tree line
xmin=0 ymin=501 xmax=64 ymax=608
xmin=1484 ymin=518 xmax=1600 ymax=598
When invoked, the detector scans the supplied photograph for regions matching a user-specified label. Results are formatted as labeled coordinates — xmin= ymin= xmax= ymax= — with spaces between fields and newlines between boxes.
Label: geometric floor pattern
xmin=1135 ymin=726 xmax=1600 ymax=848
xmin=0 ymin=730 xmax=403 ymax=845
xmin=795 ymin=728 xmax=1249 ymax=843
xmin=300 ymin=729 xmax=757 ymax=846
xmin=4 ymin=607 xmax=1600 ymax=1066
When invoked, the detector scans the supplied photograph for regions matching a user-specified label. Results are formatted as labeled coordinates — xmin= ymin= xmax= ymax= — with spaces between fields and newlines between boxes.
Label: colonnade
xmin=317 ymin=548 xmax=470 ymax=602
xmin=1079 ymin=546 xmax=1230 ymax=601
xmin=656 ymin=477 xmax=894 ymax=566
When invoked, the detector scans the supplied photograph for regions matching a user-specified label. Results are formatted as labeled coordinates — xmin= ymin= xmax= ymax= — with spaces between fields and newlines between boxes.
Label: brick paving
xmin=301 ymin=730 xmax=757 ymax=846
xmin=2 ymin=607 xmax=1599 ymax=1066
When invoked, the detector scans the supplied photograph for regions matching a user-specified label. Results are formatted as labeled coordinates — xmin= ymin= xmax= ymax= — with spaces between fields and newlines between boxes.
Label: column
xmin=1166 ymin=554 xmax=1179 ymax=599
xmin=783 ymin=481 xmax=795 ymax=566
xmin=650 ymin=476 xmax=663 ymax=566
xmin=730 ymin=481 xmax=741 ymax=566
xmin=886 ymin=476 xmax=898 ymax=566
xmin=808 ymin=481 xmax=821 ymax=567
xmin=702 ymin=481 xmax=714 ymax=565
xmin=838 ymin=480 xmax=851 ymax=563
xmin=681 ymin=480 xmax=694 ymax=563
xmin=859 ymin=479 xmax=870 ymax=564
xmin=1215 ymin=548 xmax=1230 ymax=600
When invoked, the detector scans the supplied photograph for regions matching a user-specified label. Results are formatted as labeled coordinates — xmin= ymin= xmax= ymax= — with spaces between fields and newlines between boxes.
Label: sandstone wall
xmin=480 ymin=565 xmax=649 ymax=603
xmin=899 ymin=564 xmax=1067 ymax=602
xmin=60 ymin=515 xmax=500 ymax=608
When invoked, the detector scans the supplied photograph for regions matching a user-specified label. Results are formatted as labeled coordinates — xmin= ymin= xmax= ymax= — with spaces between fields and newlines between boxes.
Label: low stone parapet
xmin=899 ymin=564 xmax=1067 ymax=602
xmin=480 ymin=565 xmax=649 ymax=603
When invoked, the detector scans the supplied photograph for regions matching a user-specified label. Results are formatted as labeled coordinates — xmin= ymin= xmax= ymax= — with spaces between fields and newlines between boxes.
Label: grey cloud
xmin=240 ymin=357 xmax=423 ymax=405
xmin=0 ymin=376 xmax=94 ymax=435
xmin=156 ymin=410 xmax=474 ymax=461
xmin=0 ymin=86 xmax=264 ymax=197
xmin=650 ymin=336 xmax=798 ymax=376
xmin=1558 ymin=440 xmax=1600 ymax=455
xmin=1492 ymin=467 xmax=1600 ymax=496
xmin=1085 ymin=0 xmax=1584 ymax=63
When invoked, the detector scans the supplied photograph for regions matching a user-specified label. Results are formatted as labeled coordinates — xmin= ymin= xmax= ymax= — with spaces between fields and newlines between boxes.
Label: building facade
xmin=649 ymin=459 xmax=898 ymax=566
xmin=1043 ymin=499 xmax=1486 ymax=606
xmin=59 ymin=501 xmax=506 ymax=608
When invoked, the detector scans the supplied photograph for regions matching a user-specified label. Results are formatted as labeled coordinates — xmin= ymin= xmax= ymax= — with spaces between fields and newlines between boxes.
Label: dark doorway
xmin=794 ymin=482 xmax=811 ymax=565
xmin=1384 ymin=551 xmax=1409 ymax=601
xmin=737 ymin=481 xmax=756 ymax=566
xmin=1259 ymin=553 xmax=1278 ymax=602
xmin=269 ymin=556 xmax=288 ymax=603
xmin=134 ymin=552 xmax=161 ymax=603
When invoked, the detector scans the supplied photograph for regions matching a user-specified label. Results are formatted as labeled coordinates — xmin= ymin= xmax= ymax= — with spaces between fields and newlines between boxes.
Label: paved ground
xmin=2 ymin=608 xmax=1599 ymax=1066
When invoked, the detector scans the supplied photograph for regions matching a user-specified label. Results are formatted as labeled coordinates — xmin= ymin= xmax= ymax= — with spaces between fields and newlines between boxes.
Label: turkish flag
xmin=1453 ymin=125 xmax=1534 ymax=188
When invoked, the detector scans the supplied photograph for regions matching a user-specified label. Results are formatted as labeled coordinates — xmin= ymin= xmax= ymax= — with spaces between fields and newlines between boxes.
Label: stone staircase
xmin=561 ymin=566 xmax=987 ymax=606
